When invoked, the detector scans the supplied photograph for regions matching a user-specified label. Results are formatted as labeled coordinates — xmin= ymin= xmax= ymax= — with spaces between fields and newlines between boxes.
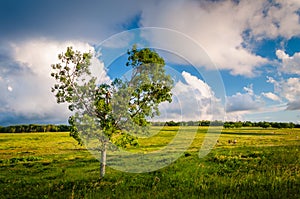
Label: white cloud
xmin=278 ymin=78 xmax=300 ymax=102
xmin=267 ymin=77 xmax=300 ymax=110
xmin=155 ymin=71 xmax=224 ymax=121
xmin=139 ymin=0 xmax=269 ymax=76
xmin=262 ymin=92 xmax=281 ymax=101
xmin=101 ymin=31 xmax=136 ymax=49
xmin=226 ymin=85 xmax=264 ymax=112
xmin=0 ymin=39 xmax=109 ymax=125
xmin=138 ymin=0 xmax=300 ymax=76
xmin=224 ymin=85 xmax=287 ymax=121
xmin=247 ymin=0 xmax=300 ymax=39
xmin=1 ymin=0 xmax=300 ymax=125
xmin=276 ymin=50 xmax=300 ymax=75
xmin=226 ymin=93 xmax=263 ymax=112
xmin=7 ymin=86 xmax=13 ymax=92
xmin=140 ymin=28 xmax=216 ymax=69
xmin=12 ymin=39 xmax=108 ymax=80
xmin=182 ymin=71 xmax=213 ymax=99
xmin=267 ymin=76 xmax=278 ymax=85
xmin=238 ymin=103 xmax=291 ymax=122
xmin=243 ymin=84 xmax=254 ymax=96
xmin=224 ymin=112 xmax=245 ymax=122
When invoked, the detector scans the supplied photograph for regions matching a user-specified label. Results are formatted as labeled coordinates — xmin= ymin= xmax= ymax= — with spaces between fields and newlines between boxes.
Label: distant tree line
xmin=223 ymin=121 xmax=299 ymax=129
xmin=0 ymin=124 xmax=70 ymax=133
xmin=152 ymin=120 xmax=224 ymax=126
xmin=152 ymin=120 xmax=300 ymax=128
xmin=0 ymin=121 xmax=299 ymax=133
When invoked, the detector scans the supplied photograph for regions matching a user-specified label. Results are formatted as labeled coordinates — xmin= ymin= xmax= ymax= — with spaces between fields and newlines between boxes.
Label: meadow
xmin=0 ymin=126 xmax=299 ymax=198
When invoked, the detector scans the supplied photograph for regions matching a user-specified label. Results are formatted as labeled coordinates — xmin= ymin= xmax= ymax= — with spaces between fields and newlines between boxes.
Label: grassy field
xmin=0 ymin=126 xmax=299 ymax=198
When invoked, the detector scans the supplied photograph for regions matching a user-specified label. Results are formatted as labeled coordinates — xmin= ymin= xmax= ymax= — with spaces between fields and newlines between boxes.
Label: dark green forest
xmin=0 ymin=121 xmax=299 ymax=133
xmin=154 ymin=120 xmax=299 ymax=128
xmin=0 ymin=124 xmax=70 ymax=133
xmin=0 ymin=120 xmax=300 ymax=133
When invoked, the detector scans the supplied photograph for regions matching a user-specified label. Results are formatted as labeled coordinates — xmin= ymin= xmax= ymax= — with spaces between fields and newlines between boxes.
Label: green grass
xmin=0 ymin=127 xmax=299 ymax=198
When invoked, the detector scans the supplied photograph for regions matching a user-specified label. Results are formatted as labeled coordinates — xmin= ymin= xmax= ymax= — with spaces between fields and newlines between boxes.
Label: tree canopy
xmin=51 ymin=45 xmax=173 ymax=177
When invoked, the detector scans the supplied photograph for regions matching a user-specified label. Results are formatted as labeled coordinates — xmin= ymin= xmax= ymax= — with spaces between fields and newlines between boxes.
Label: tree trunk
xmin=100 ymin=143 xmax=107 ymax=179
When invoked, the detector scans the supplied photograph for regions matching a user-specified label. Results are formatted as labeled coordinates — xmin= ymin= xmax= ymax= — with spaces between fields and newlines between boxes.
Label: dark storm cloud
xmin=0 ymin=112 xmax=67 ymax=126
xmin=0 ymin=0 xmax=143 ymax=42
xmin=287 ymin=101 xmax=300 ymax=111
xmin=0 ymin=47 xmax=32 ymax=76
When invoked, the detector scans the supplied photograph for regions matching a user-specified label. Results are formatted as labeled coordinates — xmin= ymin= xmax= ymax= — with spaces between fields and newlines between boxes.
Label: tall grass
xmin=0 ymin=127 xmax=299 ymax=198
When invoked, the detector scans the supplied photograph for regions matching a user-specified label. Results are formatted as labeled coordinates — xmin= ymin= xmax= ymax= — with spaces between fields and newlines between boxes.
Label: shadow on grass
xmin=60 ymin=148 xmax=88 ymax=152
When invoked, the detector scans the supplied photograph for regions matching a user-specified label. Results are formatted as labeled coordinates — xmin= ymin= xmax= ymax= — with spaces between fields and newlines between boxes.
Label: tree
xmin=165 ymin=120 xmax=180 ymax=126
xmin=51 ymin=45 xmax=173 ymax=178
xmin=243 ymin=121 xmax=252 ymax=127
xmin=261 ymin=121 xmax=271 ymax=129
xmin=234 ymin=121 xmax=243 ymax=128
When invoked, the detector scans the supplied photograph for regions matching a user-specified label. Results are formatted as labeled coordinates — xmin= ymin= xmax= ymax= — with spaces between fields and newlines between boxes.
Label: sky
xmin=0 ymin=0 xmax=300 ymax=126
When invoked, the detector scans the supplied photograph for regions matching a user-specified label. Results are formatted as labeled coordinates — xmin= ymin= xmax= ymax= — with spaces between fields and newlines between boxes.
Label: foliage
xmin=0 ymin=120 xmax=298 ymax=134
xmin=164 ymin=120 xmax=181 ymax=126
xmin=51 ymin=46 xmax=173 ymax=147
xmin=51 ymin=45 xmax=173 ymax=177
xmin=0 ymin=124 xmax=70 ymax=133
xmin=152 ymin=120 xmax=299 ymax=128
xmin=224 ymin=121 xmax=297 ymax=129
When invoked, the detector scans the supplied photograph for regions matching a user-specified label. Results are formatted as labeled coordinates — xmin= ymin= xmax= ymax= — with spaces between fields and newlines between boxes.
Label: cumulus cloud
xmin=0 ymin=39 xmax=109 ymax=125
xmin=276 ymin=50 xmax=300 ymax=75
xmin=226 ymin=85 xmax=264 ymax=112
xmin=1 ymin=0 xmax=300 ymax=125
xmin=226 ymin=93 xmax=262 ymax=112
xmin=267 ymin=76 xmax=300 ymax=110
xmin=1 ymin=0 xmax=300 ymax=77
xmin=139 ymin=0 xmax=272 ymax=76
xmin=155 ymin=71 xmax=224 ymax=122
xmin=139 ymin=0 xmax=300 ymax=76
xmin=262 ymin=92 xmax=281 ymax=101
xmin=247 ymin=0 xmax=300 ymax=39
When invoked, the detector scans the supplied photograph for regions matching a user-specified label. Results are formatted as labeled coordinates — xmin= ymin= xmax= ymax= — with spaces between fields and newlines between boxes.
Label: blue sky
xmin=0 ymin=0 xmax=300 ymax=125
